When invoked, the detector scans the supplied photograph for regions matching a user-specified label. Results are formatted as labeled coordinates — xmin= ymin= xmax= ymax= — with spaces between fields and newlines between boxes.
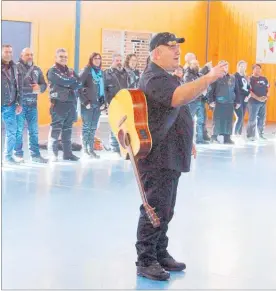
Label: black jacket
xmin=47 ymin=63 xmax=82 ymax=103
xmin=79 ymin=66 xmax=104 ymax=106
xmin=1 ymin=60 xmax=23 ymax=106
xmin=104 ymin=67 xmax=129 ymax=103
xmin=234 ymin=72 xmax=250 ymax=101
xmin=16 ymin=59 xmax=47 ymax=106
xmin=184 ymin=67 xmax=206 ymax=101
xmin=199 ymin=65 xmax=210 ymax=76
xmin=208 ymin=74 xmax=240 ymax=104
xmin=125 ymin=68 xmax=140 ymax=89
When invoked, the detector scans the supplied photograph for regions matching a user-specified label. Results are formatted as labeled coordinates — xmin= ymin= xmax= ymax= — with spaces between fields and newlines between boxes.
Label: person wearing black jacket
xmin=183 ymin=52 xmax=211 ymax=141
xmin=104 ymin=53 xmax=129 ymax=153
xmin=184 ymin=60 xmax=209 ymax=144
xmin=124 ymin=54 xmax=140 ymax=88
xmin=1 ymin=44 xmax=23 ymax=164
xmin=208 ymin=61 xmax=241 ymax=144
xmin=233 ymin=60 xmax=250 ymax=136
xmin=246 ymin=64 xmax=269 ymax=141
xmin=47 ymin=48 xmax=82 ymax=161
xmin=15 ymin=48 xmax=48 ymax=163
xmin=79 ymin=52 xmax=105 ymax=159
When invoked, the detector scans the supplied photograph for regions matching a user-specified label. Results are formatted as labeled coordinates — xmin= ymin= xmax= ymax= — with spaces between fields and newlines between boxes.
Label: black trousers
xmin=135 ymin=168 xmax=181 ymax=267
xmin=234 ymin=100 xmax=247 ymax=135
xmin=48 ymin=101 xmax=77 ymax=157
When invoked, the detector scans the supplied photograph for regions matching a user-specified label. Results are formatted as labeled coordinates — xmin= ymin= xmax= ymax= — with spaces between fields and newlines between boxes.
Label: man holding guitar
xmin=135 ymin=32 xmax=227 ymax=280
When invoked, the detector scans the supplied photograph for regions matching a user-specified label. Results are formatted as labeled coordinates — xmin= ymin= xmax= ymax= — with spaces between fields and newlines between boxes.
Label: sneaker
xmin=14 ymin=156 xmax=25 ymax=163
xmin=3 ymin=157 xmax=20 ymax=165
xmin=31 ymin=156 xmax=48 ymax=163
xmin=259 ymin=135 xmax=267 ymax=140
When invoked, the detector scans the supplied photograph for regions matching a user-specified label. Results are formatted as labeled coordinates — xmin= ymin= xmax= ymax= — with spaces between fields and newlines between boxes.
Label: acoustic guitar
xmin=108 ymin=89 xmax=160 ymax=228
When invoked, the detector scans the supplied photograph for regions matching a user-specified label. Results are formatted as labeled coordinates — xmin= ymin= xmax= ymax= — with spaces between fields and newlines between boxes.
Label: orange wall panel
xmin=208 ymin=1 xmax=276 ymax=122
xmin=79 ymin=1 xmax=208 ymax=70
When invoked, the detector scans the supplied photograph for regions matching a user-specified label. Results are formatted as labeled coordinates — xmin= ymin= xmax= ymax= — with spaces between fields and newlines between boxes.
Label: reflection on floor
xmin=2 ymin=123 xmax=276 ymax=289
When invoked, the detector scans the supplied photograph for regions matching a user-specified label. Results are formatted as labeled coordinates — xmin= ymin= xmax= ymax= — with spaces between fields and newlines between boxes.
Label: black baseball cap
xmin=149 ymin=32 xmax=185 ymax=52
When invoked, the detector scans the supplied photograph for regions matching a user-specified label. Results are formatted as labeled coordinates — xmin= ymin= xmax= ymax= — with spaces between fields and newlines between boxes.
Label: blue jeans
xmin=247 ymin=101 xmax=266 ymax=138
xmin=1 ymin=104 xmax=17 ymax=160
xmin=81 ymin=104 xmax=101 ymax=151
xmin=188 ymin=100 xmax=205 ymax=142
xmin=14 ymin=105 xmax=40 ymax=158
xmin=109 ymin=131 xmax=120 ymax=152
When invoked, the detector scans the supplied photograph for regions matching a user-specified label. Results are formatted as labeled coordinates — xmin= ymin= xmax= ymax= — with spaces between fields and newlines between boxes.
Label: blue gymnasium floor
xmin=2 ymin=121 xmax=276 ymax=290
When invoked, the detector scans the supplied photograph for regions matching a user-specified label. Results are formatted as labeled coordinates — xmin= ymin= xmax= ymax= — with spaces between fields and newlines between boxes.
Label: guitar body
xmin=108 ymin=89 xmax=160 ymax=228
xmin=108 ymin=89 xmax=152 ymax=160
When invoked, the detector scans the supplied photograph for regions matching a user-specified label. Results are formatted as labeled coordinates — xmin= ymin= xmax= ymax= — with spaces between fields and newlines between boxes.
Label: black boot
xmin=136 ymin=261 xmax=170 ymax=281
xmin=63 ymin=153 xmax=80 ymax=161
xmin=224 ymin=135 xmax=235 ymax=144
xmin=159 ymin=257 xmax=186 ymax=272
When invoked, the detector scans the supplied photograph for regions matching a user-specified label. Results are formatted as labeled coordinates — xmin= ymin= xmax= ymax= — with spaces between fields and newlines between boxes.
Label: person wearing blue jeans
xmin=184 ymin=60 xmax=209 ymax=144
xmin=14 ymin=48 xmax=48 ymax=163
xmin=1 ymin=44 xmax=23 ymax=164
xmin=246 ymin=64 xmax=269 ymax=141
xmin=247 ymin=101 xmax=267 ymax=139
xmin=79 ymin=52 xmax=106 ymax=159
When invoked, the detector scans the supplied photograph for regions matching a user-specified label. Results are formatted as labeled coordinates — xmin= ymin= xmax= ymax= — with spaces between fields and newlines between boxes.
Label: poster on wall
xmin=256 ymin=19 xmax=276 ymax=64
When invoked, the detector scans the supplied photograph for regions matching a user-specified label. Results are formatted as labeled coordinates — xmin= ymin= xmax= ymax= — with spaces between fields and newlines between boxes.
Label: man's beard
xmin=27 ymin=61 xmax=33 ymax=66
xmin=116 ymin=65 xmax=123 ymax=71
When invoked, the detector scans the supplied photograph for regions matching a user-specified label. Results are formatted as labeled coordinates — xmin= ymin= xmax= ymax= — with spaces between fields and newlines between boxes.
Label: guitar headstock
xmin=144 ymin=203 xmax=160 ymax=228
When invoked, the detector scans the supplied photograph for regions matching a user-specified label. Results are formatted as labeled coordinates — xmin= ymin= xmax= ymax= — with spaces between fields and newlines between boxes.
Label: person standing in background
xmin=208 ymin=60 xmax=240 ymax=144
xmin=104 ymin=53 xmax=129 ymax=153
xmin=184 ymin=59 xmax=209 ymax=144
xmin=233 ymin=60 xmax=250 ymax=136
xmin=246 ymin=64 xmax=269 ymax=141
xmin=124 ymin=54 xmax=140 ymax=88
xmin=47 ymin=48 xmax=82 ymax=162
xmin=172 ymin=66 xmax=184 ymax=84
xmin=79 ymin=53 xmax=105 ymax=159
xmin=1 ymin=44 xmax=23 ymax=164
xmin=15 ymin=48 xmax=48 ymax=163
xmin=183 ymin=52 xmax=211 ymax=141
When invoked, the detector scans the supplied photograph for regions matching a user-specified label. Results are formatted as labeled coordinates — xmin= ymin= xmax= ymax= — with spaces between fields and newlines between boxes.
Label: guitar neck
xmin=125 ymin=134 xmax=147 ymax=206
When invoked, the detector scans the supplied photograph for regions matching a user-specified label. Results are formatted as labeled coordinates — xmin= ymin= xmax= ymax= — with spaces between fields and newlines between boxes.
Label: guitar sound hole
xmin=125 ymin=133 xmax=131 ymax=146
